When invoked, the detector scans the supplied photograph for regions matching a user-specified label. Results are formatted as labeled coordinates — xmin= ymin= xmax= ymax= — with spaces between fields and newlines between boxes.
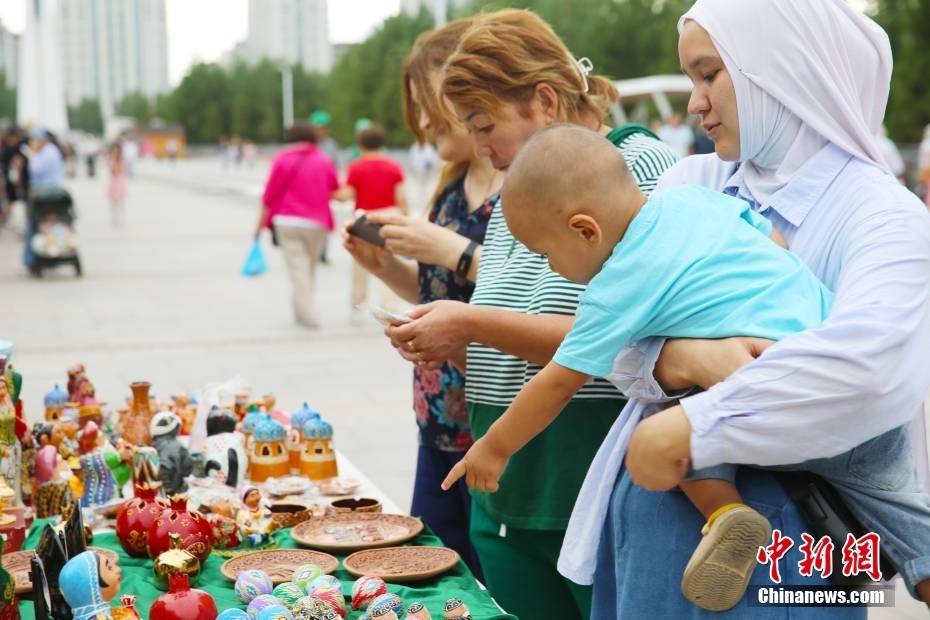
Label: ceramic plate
xmin=4 ymin=547 xmax=119 ymax=595
xmin=343 ymin=546 xmax=460 ymax=582
xmin=220 ymin=548 xmax=339 ymax=583
xmin=265 ymin=476 xmax=313 ymax=497
xmin=291 ymin=513 xmax=423 ymax=552
xmin=315 ymin=478 xmax=360 ymax=496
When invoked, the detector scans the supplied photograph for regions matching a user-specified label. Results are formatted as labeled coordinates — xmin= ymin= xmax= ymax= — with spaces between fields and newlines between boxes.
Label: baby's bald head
xmin=501 ymin=123 xmax=636 ymax=232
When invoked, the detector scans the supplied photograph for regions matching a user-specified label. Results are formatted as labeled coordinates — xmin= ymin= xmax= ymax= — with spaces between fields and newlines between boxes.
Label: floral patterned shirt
xmin=415 ymin=178 xmax=494 ymax=452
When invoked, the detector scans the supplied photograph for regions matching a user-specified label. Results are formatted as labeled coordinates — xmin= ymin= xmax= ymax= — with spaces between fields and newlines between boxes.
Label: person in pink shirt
xmin=256 ymin=123 xmax=339 ymax=328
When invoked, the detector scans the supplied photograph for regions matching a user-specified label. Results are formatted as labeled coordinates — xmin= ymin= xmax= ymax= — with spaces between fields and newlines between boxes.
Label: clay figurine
xmin=236 ymin=486 xmax=277 ymax=538
xmin=442 ymin=598 xmax=472 ymax=619
xmin=0 ymin=373 xmax=20 ymax=507
xmin=78 ymin=451 xmax=116 ymax=508
xmin=171 ymin=394 xmax=196 ymax=435
xmin=60 ymin=550 xmax=121 ymax=620
xmin=150 ymin=412 xmax=193 ymax=495
xmin=34 ymin=444 xmax=73 ymax=519
xmin=203 ymin=406 xmax=245 ymax=487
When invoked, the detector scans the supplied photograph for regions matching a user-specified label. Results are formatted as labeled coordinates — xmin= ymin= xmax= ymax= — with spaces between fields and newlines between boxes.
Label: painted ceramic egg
xmin=442 ymin=597 xmax=470 ymax=619
xmin=306 ymin=575 xmax=341 ymax=593
xmin=368 ymin=607 xmax=399 ymax=620
xmin=272 ymin=582 xmax=307 ymax=610
xmin=369 ymin=593 xmax=404 ymax=618
xmin=291 ymin=563 xmax=324 ymax=591
xmin=218 ymin=610 xmax=251 ymax=620
xmin=310 ymin=587 xmax=347 ymax=617
xmin=256 ymin=604 xmax=295 ymax=620
xmin=291 ymin=595 xmax=337 ymax=620
xmin=406 ymin=602 xmax=432 ymax=620
xmin=351 ymin=575 xmax=388 ymax=611
xmin=248 ymin=594 xmax=284 ymax=618
xmin=236 ymin=570 xmax=274 ymax=603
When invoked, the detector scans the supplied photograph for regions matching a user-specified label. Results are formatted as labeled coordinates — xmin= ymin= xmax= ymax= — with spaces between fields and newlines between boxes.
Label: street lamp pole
xmin=280 ymin=65 xmax=294 ymax=130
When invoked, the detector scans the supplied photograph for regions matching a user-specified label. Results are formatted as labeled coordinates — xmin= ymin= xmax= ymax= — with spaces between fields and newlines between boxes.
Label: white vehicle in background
xmin=610 ymin=74 xmax=694 ymax=125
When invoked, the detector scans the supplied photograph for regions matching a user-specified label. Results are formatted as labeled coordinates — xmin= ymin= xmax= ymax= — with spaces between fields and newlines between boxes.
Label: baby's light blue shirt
xmin=553 ymin=184 xmax=833 ymax=378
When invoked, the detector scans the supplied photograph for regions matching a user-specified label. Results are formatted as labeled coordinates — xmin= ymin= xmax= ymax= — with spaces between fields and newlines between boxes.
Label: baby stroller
xmin=28 ymin=186 xmax=82 ymax=277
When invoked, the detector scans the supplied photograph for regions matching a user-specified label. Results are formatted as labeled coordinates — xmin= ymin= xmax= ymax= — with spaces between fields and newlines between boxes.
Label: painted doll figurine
xmin=60 ymin=550 xmax=122 ymax=620
xmin=79 ymin=451 xmax=117 ymax=508
xmin=299 ymin=412 xmax=338 ymax=481
xmin=34 ymin=445 xmax=73 ymax=519
xmin=204 ymin=406 xmax=245 ymax=487
xmin=0 ymin=375 xmax=20 ymax=506
xmin=235 ymin=486 xmax=277 ymax=538
xmin=151 ymin=412 xmax=193 ymax=495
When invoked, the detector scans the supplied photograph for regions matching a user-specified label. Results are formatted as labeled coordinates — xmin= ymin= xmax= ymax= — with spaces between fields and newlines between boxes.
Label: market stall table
xmin=15 ymin=451 xmax=513 ymax=619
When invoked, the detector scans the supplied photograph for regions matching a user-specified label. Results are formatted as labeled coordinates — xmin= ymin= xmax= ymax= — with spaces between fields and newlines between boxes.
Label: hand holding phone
xmin=347 ymin=214 xmax=385 ymax=247
xmin=359 ymin=304 xmax=413 ymax=327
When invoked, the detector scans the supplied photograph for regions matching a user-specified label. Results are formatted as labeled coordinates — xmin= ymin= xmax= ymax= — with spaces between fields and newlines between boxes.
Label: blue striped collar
xmin=724 ymin=143 xmax=854 ymax=227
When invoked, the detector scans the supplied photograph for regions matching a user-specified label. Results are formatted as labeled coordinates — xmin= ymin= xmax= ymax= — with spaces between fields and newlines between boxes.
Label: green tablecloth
xmin=18 ymin=519 xmax=516 ymax=619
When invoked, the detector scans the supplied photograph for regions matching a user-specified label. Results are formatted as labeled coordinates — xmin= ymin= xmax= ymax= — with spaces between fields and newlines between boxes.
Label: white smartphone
xmin=363 ymin=305 xmax=413 ymax=327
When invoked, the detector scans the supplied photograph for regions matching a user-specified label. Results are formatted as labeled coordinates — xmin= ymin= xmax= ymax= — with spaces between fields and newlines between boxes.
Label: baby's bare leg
xmin=679 ymin=478 xmax=744 ymax=520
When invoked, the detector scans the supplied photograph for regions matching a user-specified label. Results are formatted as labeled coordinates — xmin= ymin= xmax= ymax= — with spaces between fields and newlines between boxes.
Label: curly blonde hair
xmin=441 ymin=9 xmax=618 ymax=125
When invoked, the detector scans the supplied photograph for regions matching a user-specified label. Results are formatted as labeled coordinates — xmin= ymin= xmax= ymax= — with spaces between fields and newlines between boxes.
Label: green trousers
xmin=470 ymin=500 xmax=592 ymax=619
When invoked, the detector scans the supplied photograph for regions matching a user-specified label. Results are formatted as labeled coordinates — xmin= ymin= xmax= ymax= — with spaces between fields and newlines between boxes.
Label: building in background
xmin=59 ymin=0 xmax=169 ymax=117
xmin=0 ymin=17 xmax=19 ymax=87
xmin=231 ymin=0 xmax=332 ymax=73
xmin=18 ymin=0 xmax=68 ymax=132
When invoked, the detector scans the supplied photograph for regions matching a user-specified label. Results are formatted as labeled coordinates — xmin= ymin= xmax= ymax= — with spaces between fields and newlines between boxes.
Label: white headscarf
xmin=679 ymin=0 xmax=893 ymax=204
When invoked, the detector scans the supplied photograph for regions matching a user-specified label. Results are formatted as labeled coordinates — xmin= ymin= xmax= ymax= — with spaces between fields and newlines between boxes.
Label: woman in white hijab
xmin=560 ymin=1 xmax=930 ymax=617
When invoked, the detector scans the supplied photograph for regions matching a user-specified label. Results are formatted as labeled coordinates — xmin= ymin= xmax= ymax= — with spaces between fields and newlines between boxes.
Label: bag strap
xmin=605 ymin=123 xmax=660 ymax=148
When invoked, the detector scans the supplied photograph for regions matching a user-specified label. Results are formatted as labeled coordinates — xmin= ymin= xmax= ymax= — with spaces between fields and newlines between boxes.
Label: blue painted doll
xmin=60 ymin=550 xmax=122 ymax=620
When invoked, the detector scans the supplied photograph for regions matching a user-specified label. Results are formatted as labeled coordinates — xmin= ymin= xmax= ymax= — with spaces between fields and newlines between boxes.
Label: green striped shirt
xmin=466 ymin=130 xmax=680 ymax=406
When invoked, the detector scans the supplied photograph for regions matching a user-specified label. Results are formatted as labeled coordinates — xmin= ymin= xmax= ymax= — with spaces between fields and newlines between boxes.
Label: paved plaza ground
xmin=0 ymin=155 xmax=926 ymax=617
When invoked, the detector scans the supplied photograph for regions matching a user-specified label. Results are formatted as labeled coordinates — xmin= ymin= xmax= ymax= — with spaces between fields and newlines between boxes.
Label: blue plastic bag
xmin=241 ymin=238 xmax=268 ymax=277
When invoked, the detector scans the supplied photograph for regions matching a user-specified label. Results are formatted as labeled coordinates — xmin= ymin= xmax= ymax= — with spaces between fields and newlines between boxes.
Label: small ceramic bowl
xmin=269 ymin=503 xmax=314 ymax=528
xmin=325 ymin=497 xmax=382 ymax=516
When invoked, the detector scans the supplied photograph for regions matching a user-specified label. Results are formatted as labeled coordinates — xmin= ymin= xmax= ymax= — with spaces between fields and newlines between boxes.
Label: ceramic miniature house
xmin=248 ymin=416 xmax=289 ymax=482
xmin=299 ymin=412 xmax=338 ymax=481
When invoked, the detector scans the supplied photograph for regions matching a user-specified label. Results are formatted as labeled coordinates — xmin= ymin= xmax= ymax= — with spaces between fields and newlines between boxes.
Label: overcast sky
xmin=0 ymin=0 xmax=402 ymax=85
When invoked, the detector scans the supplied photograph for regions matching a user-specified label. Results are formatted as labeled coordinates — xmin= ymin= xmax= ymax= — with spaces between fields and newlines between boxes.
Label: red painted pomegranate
xmin=147 ymin=496 xmax=214 ymax=562
xmin=149 ymin=573 xmax=217 ymax=620
xmin=115 ymin=484 xmax=169 ymax=557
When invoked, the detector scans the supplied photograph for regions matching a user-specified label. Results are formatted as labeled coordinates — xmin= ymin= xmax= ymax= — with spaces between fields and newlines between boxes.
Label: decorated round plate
xmin=291 ymin=513 xmax=423 ymax=552
xmin=266 ymin=476 xmax=313 ymax=497
xmin=4 ymin=547 xmax=119 ymax=594
xmin=220 ymin=548 xmax=339 ymax=583
xmin=315 ymin=478 xmax=360 ymax=496
xmin=343 ymin=546 xmax=460 ymax=582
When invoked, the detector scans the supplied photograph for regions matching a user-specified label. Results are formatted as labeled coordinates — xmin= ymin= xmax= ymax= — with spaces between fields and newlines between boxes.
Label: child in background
xmin=107 ymin=144 xmax=128 ymax=226
xmin=443 ymin=124 xmax=930 ymax=611
xmin=337 ymin=124 xmax=408 ymax=320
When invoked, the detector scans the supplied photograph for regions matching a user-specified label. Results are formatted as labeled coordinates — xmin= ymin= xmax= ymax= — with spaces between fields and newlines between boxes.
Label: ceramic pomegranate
xmin=147 ymin=495 xmax=214 ymax=562
xmin=149 ymin=573 xmax=218 ymax=620
xmin=115 ymin=484 xmax=169 ymax=557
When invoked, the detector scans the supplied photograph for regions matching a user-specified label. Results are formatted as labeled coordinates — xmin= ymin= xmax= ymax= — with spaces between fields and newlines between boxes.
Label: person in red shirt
xmin=338 ymin=125 xmax=408 ymax=318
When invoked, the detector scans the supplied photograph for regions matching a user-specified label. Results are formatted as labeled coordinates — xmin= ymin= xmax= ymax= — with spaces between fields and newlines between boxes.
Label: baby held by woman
xmin=444 ymin=124 xmax=930 ymax=611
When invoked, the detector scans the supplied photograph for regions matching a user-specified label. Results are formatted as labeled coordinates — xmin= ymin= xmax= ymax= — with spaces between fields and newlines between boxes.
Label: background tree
xmin=0 ymin=71 xmax=15 ymax=123
xmin=67 ymin=98 xmax=104 ymax=134
xmin=116 ymin=91 xmax=154 ymax=125
xmin=323 ymin=9 xmax=434 ymax=146
xmin=873 ymin=0 xmax=930 ymax=142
